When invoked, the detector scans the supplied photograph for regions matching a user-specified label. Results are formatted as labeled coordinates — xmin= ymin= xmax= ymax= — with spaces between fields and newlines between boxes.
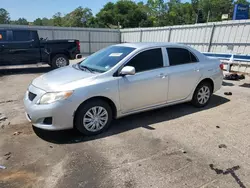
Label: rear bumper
xmin=76 ymin=54 xmax=83 ymax=59
xmin=213 ymin=71 xmax=223 ymax=92
xmin=69 ymin=50 xmax=81 ymax=60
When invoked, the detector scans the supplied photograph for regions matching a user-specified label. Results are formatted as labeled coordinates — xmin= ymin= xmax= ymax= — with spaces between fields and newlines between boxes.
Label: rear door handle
xmin=194 ymin=68 xmax=200 ymax=72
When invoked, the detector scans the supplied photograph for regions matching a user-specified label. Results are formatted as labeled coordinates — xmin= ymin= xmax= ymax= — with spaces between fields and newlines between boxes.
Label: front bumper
xmin=23 ymin=84 xmax=75 ymax=131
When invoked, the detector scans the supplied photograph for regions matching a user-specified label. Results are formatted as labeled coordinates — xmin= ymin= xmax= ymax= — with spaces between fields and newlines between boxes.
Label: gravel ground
xmin=0 ymin=63 xmax=250 ymax=188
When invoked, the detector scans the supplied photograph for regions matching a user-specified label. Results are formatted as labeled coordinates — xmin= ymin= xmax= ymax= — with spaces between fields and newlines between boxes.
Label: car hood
xmin=32 ymin=65 xmax=97 ymax=91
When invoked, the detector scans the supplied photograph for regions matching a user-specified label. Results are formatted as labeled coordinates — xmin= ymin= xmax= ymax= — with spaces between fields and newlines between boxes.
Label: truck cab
xmin=0 ymin=28 xmax=80 ymax=68
xmin=0 ymin=29 xmax=42 ymax=65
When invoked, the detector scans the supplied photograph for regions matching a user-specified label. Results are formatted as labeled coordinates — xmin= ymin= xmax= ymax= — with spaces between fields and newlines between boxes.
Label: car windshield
xmin=79 ymin=46 xmax=135 ymax=73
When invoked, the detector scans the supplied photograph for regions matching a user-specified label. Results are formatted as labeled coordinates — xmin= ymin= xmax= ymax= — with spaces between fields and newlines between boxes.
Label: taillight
xmin=76 ymin=41 xmax=80 ymax=51
xmin=219 ymin=63 xmax=224 ymax=70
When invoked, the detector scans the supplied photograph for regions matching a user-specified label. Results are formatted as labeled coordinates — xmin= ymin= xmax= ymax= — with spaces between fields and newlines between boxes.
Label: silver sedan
xmin=24 ymin=43 xmax=223 ymax=135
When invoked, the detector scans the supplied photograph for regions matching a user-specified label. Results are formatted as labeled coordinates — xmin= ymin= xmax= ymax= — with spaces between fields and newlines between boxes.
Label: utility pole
xmin=196 ymin=9 xmax=201 ymax=24
xmin=207 ymin=10 xmax=210 ymax=23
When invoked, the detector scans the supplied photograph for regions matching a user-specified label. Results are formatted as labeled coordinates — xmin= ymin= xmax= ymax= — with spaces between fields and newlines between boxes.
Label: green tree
xmin=0 ymin=8 xmax=10 ymax=24
xmin=199 ymin=0 xmax=233 ymax=22
xmin=42 ymin=17 xmax=53 ymax=26
xmin=96 ymin=1 xmax=153 ymax=28
xmin=86 ymin=17 xmax=105 ymax=28
xmin=191 ymin=0 xmax=199 ymax=13
xmin=96 ymin=2 xmax=116 ymax=27
xmin=33 ymin=18 xmax=43 ymax=26
xmin=33 ymin=17 xmax=53 ymax=26
xmin=147 ymin=0 xmax=167 ymax=16
xmin=63 ymin=7 xmax=93 ymax=27
xmin=147 ymin=0 xmax=167 ymax=26
xmin=52 ymin=12 xmax=63 ymax=26
xmin=12 ymin=18 xmax=29 ymax=25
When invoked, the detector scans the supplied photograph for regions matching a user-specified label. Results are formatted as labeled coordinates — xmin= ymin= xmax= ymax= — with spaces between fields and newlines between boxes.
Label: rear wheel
xmin=75 ymin=100 xmax=112 ymax=136
xmin=192 ymin=82 xmax=212 ymax=107
xmin=51 ymin=54 xmax=69 ymax=69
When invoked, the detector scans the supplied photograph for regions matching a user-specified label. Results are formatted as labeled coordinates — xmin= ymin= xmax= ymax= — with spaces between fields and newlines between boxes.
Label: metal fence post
xmin=88 ymin=31 xmax=91 ymax=55
xmin=208 ymin=24 xmax=215 ymax=52
xmin=140 ymin=29 xmax=143 ymax=42
xmin=52 ymin=29 xmax=55 ymax=40
xmin=168 ymin=27 xmax=172 ymax=42
xmin=119 ymin=30 xmax=122 ymax=43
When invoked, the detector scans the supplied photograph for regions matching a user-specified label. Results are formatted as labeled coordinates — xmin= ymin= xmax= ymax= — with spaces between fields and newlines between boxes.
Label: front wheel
xmin=192 ymin=82 xmax=212 ymax=107
xmin=51 ymin=54 xmax=69 ymax=69
xmin=75 ymin=100 xmax=112 ymax=136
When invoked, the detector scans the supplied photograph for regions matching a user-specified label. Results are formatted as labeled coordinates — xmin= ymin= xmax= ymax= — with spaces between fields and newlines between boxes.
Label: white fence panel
xmin=121 ymin=20 xmax=250 ymax=54
xmin=3 ymin=20 xmax=250 ymax=55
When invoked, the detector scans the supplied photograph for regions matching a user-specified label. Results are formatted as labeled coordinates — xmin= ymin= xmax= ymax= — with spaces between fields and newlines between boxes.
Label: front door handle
xmin=194 ymin=68 xmax=200 ymax=72
xmin=157 ymin=73 xmax=167 ymax=78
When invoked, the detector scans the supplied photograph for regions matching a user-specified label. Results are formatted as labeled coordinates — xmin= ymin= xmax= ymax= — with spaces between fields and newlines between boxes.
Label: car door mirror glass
xmin=120 ymin=66 xmax=135 ymax=76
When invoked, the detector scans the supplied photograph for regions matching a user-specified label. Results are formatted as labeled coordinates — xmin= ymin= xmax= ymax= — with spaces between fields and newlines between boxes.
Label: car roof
xmin=114 ymin=42 xmax=188 ymax=49
xmin=114 ymin=42 xmax=207 ymax=61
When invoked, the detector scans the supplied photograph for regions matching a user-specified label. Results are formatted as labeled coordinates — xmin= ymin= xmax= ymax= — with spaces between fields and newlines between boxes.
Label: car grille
xmin=28 ymin=92 xmax=37 ymax=101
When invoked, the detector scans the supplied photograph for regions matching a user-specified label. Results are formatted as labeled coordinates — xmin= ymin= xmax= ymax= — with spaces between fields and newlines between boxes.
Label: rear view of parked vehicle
xmin=23 ymin=43 xmax=223 ymax=136
xmin=0 ymin=28 xmax=81 ymax=68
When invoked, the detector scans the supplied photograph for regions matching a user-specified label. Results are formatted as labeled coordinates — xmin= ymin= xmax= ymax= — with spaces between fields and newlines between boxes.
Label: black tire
xmin=75 ymin=99 xmax=113 ymax=136
xmin=51 ymin=54 xmax=69 ymax=69
xmin=192 ymin=82 xmax=212 ymax=108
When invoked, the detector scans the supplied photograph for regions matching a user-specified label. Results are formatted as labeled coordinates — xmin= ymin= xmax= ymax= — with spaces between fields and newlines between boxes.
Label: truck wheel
xmin=75 ymin=99 xmax=113 ymax=136
xmin=51 ymin=54 xmax=69 ymax=69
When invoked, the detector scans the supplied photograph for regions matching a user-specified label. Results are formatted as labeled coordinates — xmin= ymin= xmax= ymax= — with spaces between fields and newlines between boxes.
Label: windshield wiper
xmin=79 ymin=64 xmax=94 ymax=73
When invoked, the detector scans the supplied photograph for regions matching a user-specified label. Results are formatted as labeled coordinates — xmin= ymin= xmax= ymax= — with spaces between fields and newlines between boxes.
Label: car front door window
xmin=126 ymin=48 xmax=163 ymax=73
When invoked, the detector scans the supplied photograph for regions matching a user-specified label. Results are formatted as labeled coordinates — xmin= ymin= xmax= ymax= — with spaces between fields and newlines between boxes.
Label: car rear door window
xmin=13 ymin=30 xmax=31 ymax=42
xmin=0 ymin=31 xmax=7 ymax=41
xmin=167 ymin=48 xmax=198 ymax=66
xmin=126 ymin=48 xmax=163 ymax=72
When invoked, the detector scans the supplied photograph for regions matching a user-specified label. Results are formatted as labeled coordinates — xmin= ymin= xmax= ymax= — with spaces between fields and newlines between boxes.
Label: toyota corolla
xmin=24 ymin=43 xmax=223 ymax=135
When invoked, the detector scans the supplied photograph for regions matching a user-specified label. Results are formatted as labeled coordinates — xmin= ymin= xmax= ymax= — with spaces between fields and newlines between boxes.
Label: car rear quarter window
xmin=167 ymin=48 xmax=198 ymax=66
xmin=0 ymin=31 xmax=7 ymax=42
xmin=126 ymin=48 xmax=163 ymax=72
xmin=13 ymin=30 xmax=31 ymax=42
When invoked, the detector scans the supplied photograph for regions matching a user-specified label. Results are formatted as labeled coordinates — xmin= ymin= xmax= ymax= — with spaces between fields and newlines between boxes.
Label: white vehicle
xmin=24 ymin=43 xmax=223 ymax=135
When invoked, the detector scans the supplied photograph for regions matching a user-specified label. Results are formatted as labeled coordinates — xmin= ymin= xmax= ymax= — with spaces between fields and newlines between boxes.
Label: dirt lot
xmin=0 ymin=65 xmax=250 ymax=188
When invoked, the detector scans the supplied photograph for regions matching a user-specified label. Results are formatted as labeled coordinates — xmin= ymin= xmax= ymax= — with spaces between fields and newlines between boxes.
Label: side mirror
xmin=120 ymin=66 xmax=135 ymax=76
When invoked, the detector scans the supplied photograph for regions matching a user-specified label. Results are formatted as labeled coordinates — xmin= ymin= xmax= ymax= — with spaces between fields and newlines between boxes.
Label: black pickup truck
xmin=0 ymin=29 xmax=81 ymax=68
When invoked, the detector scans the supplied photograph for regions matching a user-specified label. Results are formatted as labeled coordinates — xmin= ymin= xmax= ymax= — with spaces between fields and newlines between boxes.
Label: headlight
xmin=38 ymin=91 xmax=73 ymax=104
